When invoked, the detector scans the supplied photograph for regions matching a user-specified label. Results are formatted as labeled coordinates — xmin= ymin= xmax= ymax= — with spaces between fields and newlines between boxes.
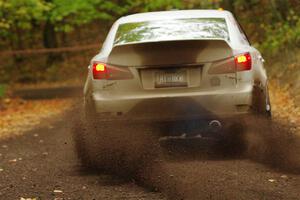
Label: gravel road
xmin=0 ymin=111 xmax=299 ymax=200
xmin=0 ymin=118 xmax=165 ymax=200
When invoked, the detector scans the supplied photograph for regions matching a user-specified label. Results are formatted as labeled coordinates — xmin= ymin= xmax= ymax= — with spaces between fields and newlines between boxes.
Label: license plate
xmin=155 ymin=69 xmax=187 ymax=88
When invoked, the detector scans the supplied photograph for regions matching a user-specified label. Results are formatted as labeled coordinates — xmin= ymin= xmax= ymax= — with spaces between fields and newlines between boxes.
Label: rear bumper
xmin=90 ymin=84 xmax=253 ymax=122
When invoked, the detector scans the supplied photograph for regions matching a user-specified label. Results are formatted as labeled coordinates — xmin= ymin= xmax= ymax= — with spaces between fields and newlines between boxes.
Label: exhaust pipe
xmin=208 ymin=120 xmax=222 ymax=132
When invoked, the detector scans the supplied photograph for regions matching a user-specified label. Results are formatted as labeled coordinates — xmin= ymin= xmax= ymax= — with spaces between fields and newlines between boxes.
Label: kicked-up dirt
xmin=0 ymin=81 xmax=299 ymax=200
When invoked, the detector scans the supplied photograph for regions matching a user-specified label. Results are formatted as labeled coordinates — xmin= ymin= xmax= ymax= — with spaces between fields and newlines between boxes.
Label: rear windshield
xmin=114 ymin=18 xmax=229 ymax=45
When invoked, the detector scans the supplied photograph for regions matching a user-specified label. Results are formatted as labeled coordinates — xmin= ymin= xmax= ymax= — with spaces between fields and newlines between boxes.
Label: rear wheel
xmin=72 ymin=117 xmax=95 ymax=169
xmin=216 ymin=84 xmax=272 ymax=156
xmin=252 ymin=84 xmax=272 ymax=118
xmin=72 ymin=97 xmax=102 ymax=169
xmin=265 ymin=84 xmax=272 ymax=117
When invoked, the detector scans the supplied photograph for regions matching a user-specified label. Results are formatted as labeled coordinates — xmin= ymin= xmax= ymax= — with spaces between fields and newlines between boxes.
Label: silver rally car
xmin=75 ymin=10 xmax=272 ymax=166
xmin=84 ymin=10 xmax=271 ymax=124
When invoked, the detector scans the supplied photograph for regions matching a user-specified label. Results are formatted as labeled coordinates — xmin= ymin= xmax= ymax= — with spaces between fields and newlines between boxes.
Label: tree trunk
xmin=43 ymin=20 xmax=62 ymax=66
xmin=43 ymin=0 xmax=62 ymax=66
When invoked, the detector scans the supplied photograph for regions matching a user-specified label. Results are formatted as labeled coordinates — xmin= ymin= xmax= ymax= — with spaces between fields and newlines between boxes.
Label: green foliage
xmin=49 ymin=0 xmax=123 ymax=32
xmin=0 ymin=0 xmax=125 ymax=37
xmin=0 ymin=0 xmax=299 ymax=84
xmin=0 ymin=84 xmax=6 ymax=98
xmin=259 ymin=10 xmax=300 ymax=56
xmin=140 ymin=0 xmax=182 ymax=11
xmin=123 ymin=0 xmax=182 ymax=12
xmin=0 ymin=0 xmax=49 ymax=37
xmin=216 ymin=0 xmax=300 ymax=57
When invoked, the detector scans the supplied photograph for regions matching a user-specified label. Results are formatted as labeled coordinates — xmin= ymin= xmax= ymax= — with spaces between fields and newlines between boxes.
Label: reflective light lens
xmin=236 ymin=55 xmax=247 ymax=63
xmin=92 ymin=62 xmax=133 ymax=80
xmin=208 ymin=52 xmax=252 ymax=74
xmin=93 ymin=63 xmax=107 ymax=79
xmin=235 ymin=53 xmax=251 ymax=71
xmin=95 ymin=64 xmax=106 ymax=72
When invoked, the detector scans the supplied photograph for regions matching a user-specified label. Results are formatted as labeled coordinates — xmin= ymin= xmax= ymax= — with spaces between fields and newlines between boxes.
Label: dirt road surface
xmin=0 ymin=111 xmax=299 ymax=199
xmin=0 ymin=119 xmax=165 ymax=200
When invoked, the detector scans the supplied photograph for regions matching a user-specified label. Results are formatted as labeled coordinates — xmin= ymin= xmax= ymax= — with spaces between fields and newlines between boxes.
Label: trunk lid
xmin=107 ymin=39 xmax=234 ymax=90
xmin=108 ymin=39 xmax=233 ymax=67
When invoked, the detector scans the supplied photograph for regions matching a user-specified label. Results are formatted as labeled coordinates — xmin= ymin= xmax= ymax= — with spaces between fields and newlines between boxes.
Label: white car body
xmin=84 ymin=10 xmax=270 ymax=123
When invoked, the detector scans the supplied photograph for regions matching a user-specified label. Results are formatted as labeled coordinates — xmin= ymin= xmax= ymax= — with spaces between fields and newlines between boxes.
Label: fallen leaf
xmin=268 ymin=179 xmax=276 ymax=183
xmin=280 ymin=175 xmax=288 ymax=179
xmin=0 ymin=99 xmax=73 ymax=139
xmin=48 ymin=125 xmax=54 ymax=129
xmin=53 ymin=189 xmax=63 ymax=193
xmin=9 ymin=158 xmax=17 ymax=163
xmin=4 ymin=98 xmax=11 ymax=104
xmin=20 ymin=197 xmax=37 ymax=200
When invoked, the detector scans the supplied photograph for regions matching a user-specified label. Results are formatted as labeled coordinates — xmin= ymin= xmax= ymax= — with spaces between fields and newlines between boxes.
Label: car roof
xmin=118 ymin=10 xmax=231 ymax=24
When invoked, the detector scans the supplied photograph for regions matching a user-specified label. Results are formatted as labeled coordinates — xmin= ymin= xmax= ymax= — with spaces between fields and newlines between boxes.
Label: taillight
xmin=208 ymin=57 xmax=236 ymax=74
xmin=93 ymin=63 xmax=107 ymax=79
xmin=92 ymin=62 xmax=133 ymax=80
xmin=208 ymin=53 xmax=252 ymax=74
xmin=235 ymin=53 xmax=251 ymax=71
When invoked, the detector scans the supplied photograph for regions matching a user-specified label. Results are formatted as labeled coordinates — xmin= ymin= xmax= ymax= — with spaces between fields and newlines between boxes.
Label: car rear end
xmin=86 ymin=12 xmax=255 ymax=124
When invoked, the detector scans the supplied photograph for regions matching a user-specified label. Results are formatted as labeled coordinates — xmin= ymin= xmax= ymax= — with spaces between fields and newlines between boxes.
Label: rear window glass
xmin=114 ymin=18 xmax=229 ymax=45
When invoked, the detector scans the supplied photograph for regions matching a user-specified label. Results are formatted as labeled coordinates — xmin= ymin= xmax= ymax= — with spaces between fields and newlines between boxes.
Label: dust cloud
xmin=244 ymin=115 xmax=300 ymax=173
xmin=71 ymin=106 xmax=300 ymax=199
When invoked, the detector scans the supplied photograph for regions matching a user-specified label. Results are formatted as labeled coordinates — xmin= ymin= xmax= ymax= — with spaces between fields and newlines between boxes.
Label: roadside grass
xmin=0 ymin=84 xmax=6 ymax=98
xmin=266 ymin=49 xmax=300 ymax=106
xmin=0 ymin=98 xmax=73 ymax=139
xmin=269 ymin=81 xmax=300 ymax=127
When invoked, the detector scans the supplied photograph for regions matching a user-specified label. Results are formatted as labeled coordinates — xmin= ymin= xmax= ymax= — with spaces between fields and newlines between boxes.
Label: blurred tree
xmin=0 ymin=0 xmax=299 ymax=83
xmin=0 ymin=0 xmax=49 ymax=49
xmin=43 ymin=0 xmax=59 ymax=65
xmin=43 ymin=0 xmax=123 ymax=64
xmin=0 ymin=0 xmax=50 ymax=82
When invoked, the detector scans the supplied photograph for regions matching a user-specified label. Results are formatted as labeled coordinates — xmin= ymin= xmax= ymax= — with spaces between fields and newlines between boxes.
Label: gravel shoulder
xmin=0 ymin=81 xmax=299 ymax=200
xmin=0 ymin=118 xmax=165 ymax=200
xmin=1 ymin=110 xmax=299 ymax=200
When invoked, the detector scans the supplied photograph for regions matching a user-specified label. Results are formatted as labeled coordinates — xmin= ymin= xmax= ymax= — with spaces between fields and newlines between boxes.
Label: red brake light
xmin=95 ymin=63 xmax=106 ymax=72
xmin=208 ymin=52 xmax=252 ymax=74
xmin=92 ymin=62 xmax=133 ymax=80
xmin=93 ymin=63 xmax=107 ymax=79
xmin=235 ymin=53 xmax=251 ymax=71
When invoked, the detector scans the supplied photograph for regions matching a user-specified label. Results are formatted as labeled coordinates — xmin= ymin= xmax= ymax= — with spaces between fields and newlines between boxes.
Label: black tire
xmin=72 ymin=96 xmax=99 ymax=169
xmin=265 ymin=84 xmax=272 ymax=117
xmin=72 ymin=117 xmax=95 ymax=169
xmin=252 ymin=84 xmax=272 ymax=118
